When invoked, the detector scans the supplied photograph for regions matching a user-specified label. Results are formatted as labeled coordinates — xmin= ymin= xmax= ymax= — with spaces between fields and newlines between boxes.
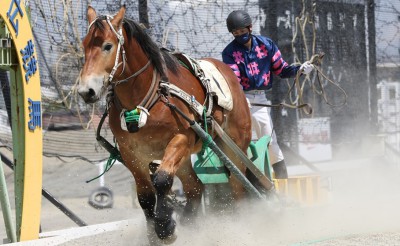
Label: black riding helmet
xmin=226 ymin=10 xmax=252 ymax=32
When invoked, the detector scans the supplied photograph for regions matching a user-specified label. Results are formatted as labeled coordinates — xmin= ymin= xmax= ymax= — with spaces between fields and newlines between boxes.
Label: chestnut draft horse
xmin=78 ymin=6 xmax=251 ymax=243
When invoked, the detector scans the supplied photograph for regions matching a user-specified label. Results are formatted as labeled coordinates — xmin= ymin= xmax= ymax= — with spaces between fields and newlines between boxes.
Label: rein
xmin=114 ymin=60 xmax=151 ymax=85
xmin=251 ymin=52 xmax=347 ymax=115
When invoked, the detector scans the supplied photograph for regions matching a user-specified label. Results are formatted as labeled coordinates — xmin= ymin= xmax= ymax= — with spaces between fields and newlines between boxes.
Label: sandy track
xmin=2 ymin=148 xmax=400 ymax=245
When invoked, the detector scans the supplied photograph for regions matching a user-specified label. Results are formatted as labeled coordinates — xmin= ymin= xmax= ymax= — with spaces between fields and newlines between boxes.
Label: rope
xmin=293 ymin=52 xmax=348 ymax=114
xmin=286 ymin=0 xmax=347 ymax=116
xmin=312 ymin=63 xmax=348 ymax=107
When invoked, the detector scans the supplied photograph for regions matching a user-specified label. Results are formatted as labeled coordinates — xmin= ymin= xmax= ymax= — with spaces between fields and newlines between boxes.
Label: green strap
xmin=199 ymin=108 xmax=217 ymax=168
xmin=124 ymin=108 xmax=140 ymax=123
xmin=200 ymin=108 xmax=209 ymax=154
xmin=86 ymin=143 xmax=120 ymax=183
xmin=87 ymin=108 xmax=138 ymax=183
xmin=178 ymin=60 xmax=190 ymax=70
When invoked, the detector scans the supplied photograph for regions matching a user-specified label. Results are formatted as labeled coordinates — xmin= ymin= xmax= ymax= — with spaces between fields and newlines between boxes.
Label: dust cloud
xmin=119 ymin=143 xmax=400 ymax=245
xmin=3 ymin=140 xmax=399 ymax=245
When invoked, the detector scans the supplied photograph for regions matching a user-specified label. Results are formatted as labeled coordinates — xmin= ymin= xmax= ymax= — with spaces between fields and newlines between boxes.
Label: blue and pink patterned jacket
xmin=222 ymin=34 xmax=300 ymax=91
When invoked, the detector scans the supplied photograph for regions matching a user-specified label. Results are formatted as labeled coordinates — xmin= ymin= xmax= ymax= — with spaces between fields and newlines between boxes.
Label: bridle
xmin=86 ymin=14 xmax=161 ymax=125
xmin=87 ymin=15 xmax=151 ymax=86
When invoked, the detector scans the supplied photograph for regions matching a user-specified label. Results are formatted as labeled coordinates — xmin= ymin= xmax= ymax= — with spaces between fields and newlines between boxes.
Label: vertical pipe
xmin=367 ymin=0 xmax=378 ymax=130
xmin=138 ymin=0 xmax=149 ymax=29
xmin=1 ymin=153 xmax=88 ymax=227
xmin=0 ymin=70 xmax=12 ymax=126
xmin=99 ymin=161 xmax=105 ymax=187
xmin=0 ymin=157 xmax=17 ymax=243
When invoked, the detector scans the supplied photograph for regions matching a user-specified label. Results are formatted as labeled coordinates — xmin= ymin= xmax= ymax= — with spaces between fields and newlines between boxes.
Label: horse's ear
xmin=87 ymin=6 xmax=97 ymax=25
xmin=112 ymin=5 xmax=126 ymax=29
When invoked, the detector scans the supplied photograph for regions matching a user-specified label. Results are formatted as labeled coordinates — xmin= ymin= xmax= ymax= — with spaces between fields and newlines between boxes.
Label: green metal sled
xmin=193 ymin=135 xmax=272 ymax=184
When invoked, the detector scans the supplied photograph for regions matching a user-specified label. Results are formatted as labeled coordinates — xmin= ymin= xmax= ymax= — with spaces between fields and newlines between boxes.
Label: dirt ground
xmin=2 ymin=147 xmax=400 ymax=245
xmin=0 ymin=150 xmax=137 ymax=244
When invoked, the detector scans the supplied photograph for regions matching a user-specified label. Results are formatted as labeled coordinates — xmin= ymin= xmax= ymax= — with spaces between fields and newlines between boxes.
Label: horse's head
xmin=78 ymin=6 xmax=126 ymax=103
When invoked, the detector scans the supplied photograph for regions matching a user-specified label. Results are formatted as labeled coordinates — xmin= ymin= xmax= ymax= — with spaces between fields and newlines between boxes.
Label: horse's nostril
xmin=88 ymin=88 xmax=96 ymax=97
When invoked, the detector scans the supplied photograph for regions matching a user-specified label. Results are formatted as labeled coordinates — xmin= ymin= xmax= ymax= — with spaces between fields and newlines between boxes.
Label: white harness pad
xmin=197 ymin=60 xmax=233 ymax=111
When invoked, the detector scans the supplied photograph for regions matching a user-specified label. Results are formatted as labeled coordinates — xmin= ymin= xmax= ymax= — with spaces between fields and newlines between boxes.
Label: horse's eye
xmin=103 ymin=44 xmax=113 ymax=52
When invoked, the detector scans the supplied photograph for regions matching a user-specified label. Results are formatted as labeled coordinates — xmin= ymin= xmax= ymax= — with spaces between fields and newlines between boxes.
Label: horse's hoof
xmin=155 ymin=219 xmax=176 ymax=241
xmin=147 ymin=231 xmax=177 ymax=246
xmin=161 ymin=232 xmax=177 ymax=245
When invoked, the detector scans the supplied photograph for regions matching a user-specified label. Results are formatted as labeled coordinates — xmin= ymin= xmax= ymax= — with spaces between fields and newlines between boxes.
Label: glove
xmin=300 ymin=61 xmax=314 ymax=75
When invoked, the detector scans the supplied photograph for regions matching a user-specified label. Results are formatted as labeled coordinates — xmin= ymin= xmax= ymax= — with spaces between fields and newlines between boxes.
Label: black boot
xmin=273 ymin=160 xmax=288 ymax=179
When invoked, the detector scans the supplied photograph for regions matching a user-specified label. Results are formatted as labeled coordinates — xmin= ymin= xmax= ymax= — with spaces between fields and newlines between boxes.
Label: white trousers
xmin=245 ymin=91 xmax=284 ymax=165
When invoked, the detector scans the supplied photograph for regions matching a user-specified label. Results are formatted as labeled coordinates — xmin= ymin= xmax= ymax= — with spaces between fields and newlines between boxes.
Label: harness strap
xmin=173 ymin=53 xmax=213 ymax=117
xmin=111 ymin=69 xmax=159 ymax=113
xmin=142 ymin=69 xmax=159 ymax=109
xmin=194 ymin=63 xmax=213 ymax=117
xmin=88 ymin=15 xmax=152 ymax=86
xmin=114 ymin=61 xmax=151 ymax=85
xmin=106 ymin=15 xmax=125 ymax=83
xmin=159 ymin=82 xmax=204 ymax=116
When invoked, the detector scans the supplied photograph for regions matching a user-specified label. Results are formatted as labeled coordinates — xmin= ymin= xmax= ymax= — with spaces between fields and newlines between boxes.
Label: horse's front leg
xmin=135 ymin=177 xmax=158 ymax=242
xmin=152 ymin=134 xmax=191 ymax=241
xmin=119 ymin=145 xmax=158 ymax=243
xmin=124 ymin=161 xmax=158 ymax=243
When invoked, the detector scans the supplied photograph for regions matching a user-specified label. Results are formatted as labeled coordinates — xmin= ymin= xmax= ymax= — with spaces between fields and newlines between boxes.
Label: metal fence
xmin=1 ymin=0 xmax=399 ymax=162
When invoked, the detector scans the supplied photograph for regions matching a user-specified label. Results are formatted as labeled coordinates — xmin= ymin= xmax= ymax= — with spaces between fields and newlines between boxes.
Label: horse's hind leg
xmin=176 ymin=158 xmax=204 ymax=225
xmin=152 ymin=134 xmax=191 ymax=241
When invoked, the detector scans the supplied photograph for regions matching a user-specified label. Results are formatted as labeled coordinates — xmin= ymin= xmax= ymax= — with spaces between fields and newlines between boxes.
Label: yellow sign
xmin=1 ymin=0 xmax=42 ymax=241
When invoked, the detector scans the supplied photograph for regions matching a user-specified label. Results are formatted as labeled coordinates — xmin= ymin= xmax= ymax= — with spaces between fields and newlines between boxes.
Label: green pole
xmin=0 ymin=156 xmax=17 ymax=243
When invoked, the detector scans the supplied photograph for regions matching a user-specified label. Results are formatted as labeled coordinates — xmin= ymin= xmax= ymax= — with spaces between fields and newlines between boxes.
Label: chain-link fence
xmin=1 ymin=0 xmax=399 ymax=163
xmin=376 ymin=1 xmax=400 ymax=153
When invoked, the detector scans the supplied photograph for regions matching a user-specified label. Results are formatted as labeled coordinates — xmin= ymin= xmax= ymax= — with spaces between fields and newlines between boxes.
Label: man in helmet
xmin=222 ymin=10 xmax=313 ymax=179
